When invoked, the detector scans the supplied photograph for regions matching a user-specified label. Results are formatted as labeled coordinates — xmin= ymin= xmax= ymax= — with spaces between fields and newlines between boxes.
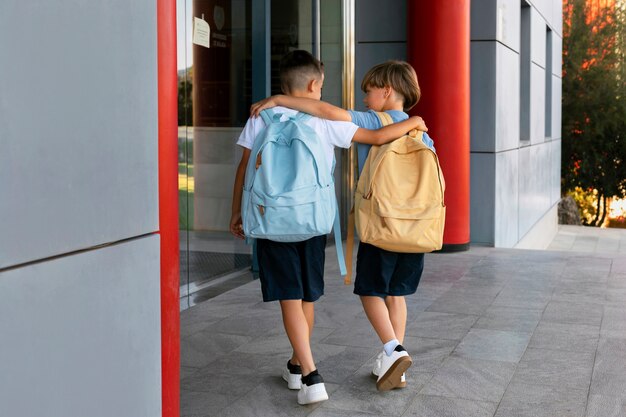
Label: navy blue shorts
xmin=353 ymin=242 xmax=424 ymax=298
xmin=256 ymin=235 xmax=327 ymax=302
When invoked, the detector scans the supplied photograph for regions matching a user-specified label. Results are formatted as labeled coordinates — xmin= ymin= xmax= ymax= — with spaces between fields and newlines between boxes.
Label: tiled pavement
xmin=181 ymin=226 xmax=626 ymax=417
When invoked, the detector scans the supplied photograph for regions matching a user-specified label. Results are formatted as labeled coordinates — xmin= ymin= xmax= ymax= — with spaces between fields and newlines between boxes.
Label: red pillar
xmin=407 ymin=0 xmax=471 ymax=251
xmin=157 ymin=0 xmax=180 ymax=416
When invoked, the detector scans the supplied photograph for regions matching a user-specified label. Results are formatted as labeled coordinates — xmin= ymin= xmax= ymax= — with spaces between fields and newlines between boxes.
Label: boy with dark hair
xmin=250 ymin=60 xmax=435 ymax=391
xmin=230 ymin=50 xmax=425 ymax=405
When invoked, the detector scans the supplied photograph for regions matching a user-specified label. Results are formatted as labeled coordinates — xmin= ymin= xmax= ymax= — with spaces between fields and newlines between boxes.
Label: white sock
xmin=383 ymin=339 xmax=400 ymax=356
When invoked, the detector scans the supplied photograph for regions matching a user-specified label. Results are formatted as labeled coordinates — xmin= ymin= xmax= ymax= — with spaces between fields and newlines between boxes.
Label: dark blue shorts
xmin=353 ymin=242 xmax=424 ymax=298
xmin=256 ymin=235 xmax=327 ymax=302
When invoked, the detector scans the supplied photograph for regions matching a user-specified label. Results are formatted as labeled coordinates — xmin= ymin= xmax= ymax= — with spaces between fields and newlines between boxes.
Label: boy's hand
xmin=412 ymin=116 xmax=428 ymax=132
xmin=229 ymin=213 xmax=245 ymax=239
xmin=250 ymin=95 xmax=282 ymax=117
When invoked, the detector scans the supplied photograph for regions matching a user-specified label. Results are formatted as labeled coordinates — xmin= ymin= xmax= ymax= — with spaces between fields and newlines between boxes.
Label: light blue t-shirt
xmin=348 ymin=109 xmax=435 ymax=175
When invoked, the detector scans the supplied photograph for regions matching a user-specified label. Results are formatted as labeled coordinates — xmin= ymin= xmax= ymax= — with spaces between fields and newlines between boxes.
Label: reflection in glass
xmin=177 ymin=0 xmax=343 ymax=310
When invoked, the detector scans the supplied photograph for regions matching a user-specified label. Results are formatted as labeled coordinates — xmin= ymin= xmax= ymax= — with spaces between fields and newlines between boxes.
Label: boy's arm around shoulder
xmin=352 ymin=116 xmax=425 ymax=145
xmin=251 ymin=95 xmax=351 ymax=121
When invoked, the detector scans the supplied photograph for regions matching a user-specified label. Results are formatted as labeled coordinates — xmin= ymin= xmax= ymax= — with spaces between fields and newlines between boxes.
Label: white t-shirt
xmin=236 ymin=106 xmax=358 ymax=172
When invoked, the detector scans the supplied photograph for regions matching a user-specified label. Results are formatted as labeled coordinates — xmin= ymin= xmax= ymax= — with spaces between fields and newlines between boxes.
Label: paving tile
xmin=593 ymin=337 xmax=626 ymax=375
xmin=426 ymin=290 xmax=496 ymax=316
xmin=590 ymin=369 xmax=626 ymax=399
xmin=403 ymin=395 xmax=498 ymax=417
xmin=529 ymin=321 xmax=599 ymax=352
xmin=180 ymin=331 xmax=252 ymax=368
xmin=495 ymin=382 xmax=587 ymax=417
xmin=318 ymin=368 xmax=431 ymax=417
xmin=601 ymin=307 xmax=626 ymax=339
xmin=586 ymin=394 xmax=626 ymax=417
xmin=405 ymin=311 xmax=478 ymax=340
xmin=314 ymin=344 xmax=379 ymax=384
xmin=491 ymin=288 xmax=552 ymax=310
xmin=192 ymin=351 xmax=288 ymax=380
xmin=216 ymin=377 xmax=329 ymax=417
xmin=180 ymin=366 xmax=201 ymax=380
xmin=181 ymin=370 xmax=262 ymax=397
xmin=448 ymin=279 xmax=505 ymax=296
xmin=541 ymin=300 xmax=603 ymax=326
xmin=452 ymin=328 xmax=532 ymax=363
xmin=309 ymin=408 xmax=395 ymax=417
xmin=412 ymin=281 xmax=455 ymax=300
xmin=200 ymin=307 xmax=285 ymax=338
xmin=513 ymin=348 xmax=595 ymax=390
xmin=181 ymin=389 xmax=231 ymax=417
xmin=503 ymin=276 xmax=559 ymax=292
xmin=610 ymin=258 xmax=626 ymax=274
xmin=402 ymin=336 xmax=459 ymax=374
xmin=320 ymin=319 xmax=382 ymax=349
xmin=552 ymin=279 xmax=608 ymax=303
xmin=473 ymin=306 xmax=542 ymax=333
xmin=420 ymin=356 xmax=516 ymax=403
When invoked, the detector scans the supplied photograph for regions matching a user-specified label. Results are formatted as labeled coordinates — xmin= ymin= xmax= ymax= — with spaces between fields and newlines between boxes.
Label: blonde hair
xmin=360 ymin=61 xmax=421 ymax=110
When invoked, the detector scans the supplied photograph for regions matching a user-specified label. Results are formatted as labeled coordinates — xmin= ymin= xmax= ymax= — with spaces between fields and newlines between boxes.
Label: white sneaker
xmin=372 ymin=351 xmax=407 ymax=388
xmin=372 ymin=351 xmax=384 ymax=377
xmin=297 ymin=372 xmax=329 ymax=405
xmin=282 ymin=361 xmax=302 ymax=390
xmin=376 ymin=345 xmax=412 ymax=391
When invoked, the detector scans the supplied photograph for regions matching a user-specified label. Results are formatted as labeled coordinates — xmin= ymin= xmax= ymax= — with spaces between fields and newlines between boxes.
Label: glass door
xmin=177 ymin=0 xmax=343 ymax=310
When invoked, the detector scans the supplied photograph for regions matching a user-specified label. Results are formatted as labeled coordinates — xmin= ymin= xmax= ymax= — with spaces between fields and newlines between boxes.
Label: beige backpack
xmin=345 ymin=112 xmax=446 ymax=283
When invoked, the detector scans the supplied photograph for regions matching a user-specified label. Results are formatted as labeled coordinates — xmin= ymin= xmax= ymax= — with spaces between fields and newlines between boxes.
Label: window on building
xmin=545 ymin=26 xmax=553 ymax=139
xmin=520 ymin=1 xmax=531 ymax=143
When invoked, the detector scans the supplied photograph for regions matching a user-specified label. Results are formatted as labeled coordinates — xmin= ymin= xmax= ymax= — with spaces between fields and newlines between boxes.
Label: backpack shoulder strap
xmin=374 ymin=111 xmax=394 ymax=127
xmin=260 ymin=109 xmax=276 ymax=125
xmin=333 ymin=202 xmax=347 ymax=277
xmin=294 ymin=111 xmax=312 ymax=123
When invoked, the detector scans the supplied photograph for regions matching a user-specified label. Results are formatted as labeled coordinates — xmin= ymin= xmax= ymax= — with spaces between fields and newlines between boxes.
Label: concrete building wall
xmin=470 ymin=0 xmax=562 ymax=248
xmin=0 ymin=1 xmax=162 ymax=416
xmin=354 ymin=0 xmax=407 ymax=111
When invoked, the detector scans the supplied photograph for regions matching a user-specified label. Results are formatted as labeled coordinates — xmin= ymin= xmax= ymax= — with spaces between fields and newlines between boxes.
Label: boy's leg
xmin=385 ymin=295 xmax=407 ymax=344
xmin=280 ymin=299 xmax=316 ymax=375
xmin=289 ymin=301 xmax=315 ymax=366
xmin=361 ymin=295 xmax=411 ymax=391
xmin=360 ymin=295 xmax=397 ymax=344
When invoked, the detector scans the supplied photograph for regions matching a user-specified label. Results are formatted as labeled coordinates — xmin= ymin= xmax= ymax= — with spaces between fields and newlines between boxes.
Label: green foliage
xmin=562 ymin=0 xmax=626 ymax=226
xmin=567 ymin=187 xmax=608 ymax=226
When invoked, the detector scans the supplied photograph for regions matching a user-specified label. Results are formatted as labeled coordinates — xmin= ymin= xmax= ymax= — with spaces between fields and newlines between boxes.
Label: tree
xmin=562 ymin=0 xmax=626 ymax=226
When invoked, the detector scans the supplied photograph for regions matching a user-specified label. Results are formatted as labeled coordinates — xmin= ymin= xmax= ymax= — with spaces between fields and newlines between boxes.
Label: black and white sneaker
xmin=282 ymin=360 xmax=302 ymax=390
xmin=297 ymin=370 xmax=328 ymax=405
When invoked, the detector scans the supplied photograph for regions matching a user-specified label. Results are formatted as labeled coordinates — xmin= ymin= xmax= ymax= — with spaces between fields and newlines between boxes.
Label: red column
xmin=157 ymin=0 xmax=180 ymax=416
xmin=407 ymin=0 xmax=470 ymax=251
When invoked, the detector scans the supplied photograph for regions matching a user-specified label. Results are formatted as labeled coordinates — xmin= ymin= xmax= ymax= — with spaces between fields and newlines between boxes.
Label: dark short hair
xmin=361 ymin=61 xmax=421 ymax=110
xmin=279 ymin=50 xmax=324 ymax=94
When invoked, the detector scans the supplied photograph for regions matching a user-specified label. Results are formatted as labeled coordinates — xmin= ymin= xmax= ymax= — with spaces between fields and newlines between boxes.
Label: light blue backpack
xmin=242 ymin=109 xmax=346 ymax=274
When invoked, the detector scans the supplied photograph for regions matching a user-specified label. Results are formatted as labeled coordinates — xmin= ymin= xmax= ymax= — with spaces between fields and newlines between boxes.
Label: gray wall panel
xmin=0 ymin=236 xmax=161 ymax=417
xmin=471 ymin=0 xmax=521 ymax=51
xmin=470 ymin=42 xmax=497 ymax=152
xmin=470 ymin=153 xmax=496 ymax=245
xmin=356 ymin=0 xmax=406 ymax=43
xmin=494 ymin=150 xmax=520 ymax=247
xmin=0 ymin=1 xmax=158 ymax=268
xmin=495 ymin=43 xmax=521 ymax=152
